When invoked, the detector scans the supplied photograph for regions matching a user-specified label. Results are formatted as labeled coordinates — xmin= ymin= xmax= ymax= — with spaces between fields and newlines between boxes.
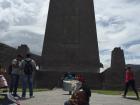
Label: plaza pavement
xmin=20 ymin=89 xmax=140 ymax=105
xmin=0 ymin=89 xmax=139 ymax=105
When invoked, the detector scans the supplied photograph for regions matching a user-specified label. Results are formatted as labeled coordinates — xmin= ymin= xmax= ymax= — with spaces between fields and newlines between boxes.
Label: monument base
xmin=34 ymin=70 xmax=103 ymax=89
xmin=40 ymin=66 xmax=100 ymax=73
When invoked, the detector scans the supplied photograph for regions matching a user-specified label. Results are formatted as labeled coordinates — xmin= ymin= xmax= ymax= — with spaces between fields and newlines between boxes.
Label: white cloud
xmin=0 ymin=30 xmax=44 ymax=55
xmin=94 ymin=0 xmax=140 ymax=68
xmin=0 ymin=20 xmax=9 ymax=31
xmin=126 ymin=44 xmax=140 ymax=55
xmin=0 ymin=0 xmax=140 ymax=70
xmin=0 ymin=0 xmax=11 ymax=9
xmin=0 ymin=0 xmax=49 ymax=54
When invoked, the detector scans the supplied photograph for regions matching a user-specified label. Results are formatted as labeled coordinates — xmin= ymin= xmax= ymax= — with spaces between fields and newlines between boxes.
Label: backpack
xmin=24 ymin=60 xmax=33 ymax=75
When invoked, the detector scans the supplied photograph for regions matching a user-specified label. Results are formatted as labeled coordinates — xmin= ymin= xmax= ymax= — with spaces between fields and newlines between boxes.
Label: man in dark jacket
xmin=21 ymin=54 xmax=36 ymax=98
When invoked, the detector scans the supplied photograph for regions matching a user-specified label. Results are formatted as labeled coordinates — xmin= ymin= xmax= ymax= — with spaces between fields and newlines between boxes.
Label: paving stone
xmin=19 ymin=89 xmax=140 ymax=105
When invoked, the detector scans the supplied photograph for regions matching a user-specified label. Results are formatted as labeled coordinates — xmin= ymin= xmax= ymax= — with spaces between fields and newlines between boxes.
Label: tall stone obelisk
xmin=41 ymin=0 xmax=101 ymax=73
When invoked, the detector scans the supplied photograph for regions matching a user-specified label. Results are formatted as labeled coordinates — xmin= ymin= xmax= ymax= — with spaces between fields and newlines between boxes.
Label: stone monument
xmin=41 ymin=0 xmax=101 ymax=73
xmin=103 ymin=47 xmax=125 ymax=89
xmin=17 ymin=44 xmax=30 ymax=58
xmin=34 ymin=0 xmax=103 ymax=88
xmin=111 ymin=47 xmax=125 ymax=71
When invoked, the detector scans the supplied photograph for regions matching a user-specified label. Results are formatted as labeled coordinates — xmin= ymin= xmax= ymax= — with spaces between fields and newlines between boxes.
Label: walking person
xmin=21 ymin=54 xmax=36 ymax=98
xmin=122 ymin=67 xmax=139 ymax=99
xmin=9 ymin=54 xmax=22 ymax=97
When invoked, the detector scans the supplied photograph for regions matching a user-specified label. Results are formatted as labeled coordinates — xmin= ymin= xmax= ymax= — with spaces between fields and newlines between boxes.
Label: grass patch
xmin=92 ymin=90 xmax=140 ymax=96
xmin=0 ymin=95 xmax=5 ymax=100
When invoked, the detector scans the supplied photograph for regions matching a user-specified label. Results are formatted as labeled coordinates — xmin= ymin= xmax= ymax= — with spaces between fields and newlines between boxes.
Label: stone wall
xmin=0 ymin=43 xmax=40 ymax=70
xmin=102 ymin=47 xmax=126 ymax=89
xmin=34 ymin=70 xmax=103 ymax=89
xmin=41 ymin=0 xmax=101 ymax=73
xmin=0 ymin=43 xmax=17 ymax=68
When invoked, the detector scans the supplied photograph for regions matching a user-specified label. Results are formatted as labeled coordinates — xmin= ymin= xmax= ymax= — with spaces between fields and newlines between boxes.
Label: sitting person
xmin=0 ymin=66 xmax=8 ymax=92
xmin=0 ymin=65 xmax=20 ymax=105
xmin=64 ymin=79 xmax=91 ymax=105
xmin=64 ymin=72 xmax=75 ymax=80
xmin=75 ymin=74 xmax=86 ymax=84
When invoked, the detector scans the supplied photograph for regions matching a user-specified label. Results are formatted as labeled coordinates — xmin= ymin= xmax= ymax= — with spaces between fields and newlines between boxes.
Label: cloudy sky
xmin=0 ymin=0 xmax=140 ymax=69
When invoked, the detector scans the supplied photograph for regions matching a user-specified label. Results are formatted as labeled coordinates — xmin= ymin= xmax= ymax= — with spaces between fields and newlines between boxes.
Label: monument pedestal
xmin=34 ymin=69 xmax=102 ymax=89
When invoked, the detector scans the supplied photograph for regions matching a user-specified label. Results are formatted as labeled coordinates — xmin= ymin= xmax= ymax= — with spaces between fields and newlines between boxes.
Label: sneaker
xmin=121 ymin=94 xmax=126 ymax=98
xmin=30 ymin=95 xmax=35 ymax=98
xmin=13 ymin=94 xmax=20 ymax=98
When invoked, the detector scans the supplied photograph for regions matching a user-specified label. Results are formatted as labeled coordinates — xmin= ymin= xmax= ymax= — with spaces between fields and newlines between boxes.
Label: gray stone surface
xmin=20 ymin=89 xmax=140 ymax=105
xmin=102 ymin=47 xmax=126 ymax=89
xmin=34 ymin=71 xmax=102 ymax=89
xmin=16 ymin=44 xmax=30 ymax=58
xmin=41 ymin=0 xmax=101 ymax=73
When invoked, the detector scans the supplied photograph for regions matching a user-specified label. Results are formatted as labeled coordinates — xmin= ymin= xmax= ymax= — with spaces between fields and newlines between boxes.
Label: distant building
xmin=17 ymin=44 xmax=30 ymax=58
xmin=102 ymin=47 xmax=125 ymax=89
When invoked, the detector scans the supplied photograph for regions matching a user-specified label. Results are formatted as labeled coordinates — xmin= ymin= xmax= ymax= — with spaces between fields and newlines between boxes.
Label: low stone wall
xmin=3 ymin=70 xmax=140 ymax=90
xmin=34 ymin=71 xmax=103 ymax=89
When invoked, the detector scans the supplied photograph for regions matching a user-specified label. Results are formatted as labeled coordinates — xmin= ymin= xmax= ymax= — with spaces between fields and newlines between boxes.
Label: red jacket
xmin=125 ymin=70 xmax=134 ymax=82
xmin=76 ymin=75 xmax=86 ymax=83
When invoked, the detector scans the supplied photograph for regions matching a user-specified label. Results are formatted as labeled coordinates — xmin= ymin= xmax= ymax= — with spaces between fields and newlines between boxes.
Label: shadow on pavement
xmin=0 ymin=94 xmax=16 ymax=105
xmin=125 ymin=97 xmax=139 ymax=101
xmin=62 ymin=93 xmax=71 ymax=95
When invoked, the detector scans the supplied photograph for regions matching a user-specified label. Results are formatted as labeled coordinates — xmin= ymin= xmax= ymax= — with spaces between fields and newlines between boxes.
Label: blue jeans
xmin=22 ymin=74 xmax=33 ymax=97
xmin=9 ymin=74 xmax=20 ymax=96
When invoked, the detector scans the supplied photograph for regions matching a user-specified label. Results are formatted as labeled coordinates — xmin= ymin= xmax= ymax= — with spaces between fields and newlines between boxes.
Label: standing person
xmin=21 ymin=54 xmax=36 ymax=98
xmin=9 ymin=54 xmax=22 ymax=97
xmin=122 ymin=67 xmax=139 ymax=99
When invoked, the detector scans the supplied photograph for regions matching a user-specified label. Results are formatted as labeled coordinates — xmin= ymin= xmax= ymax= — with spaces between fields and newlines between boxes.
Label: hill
xmin=126 ymin=64 xmax=140 ymax=72
xmin=0 ymin=43 xmax=41 ymax=68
